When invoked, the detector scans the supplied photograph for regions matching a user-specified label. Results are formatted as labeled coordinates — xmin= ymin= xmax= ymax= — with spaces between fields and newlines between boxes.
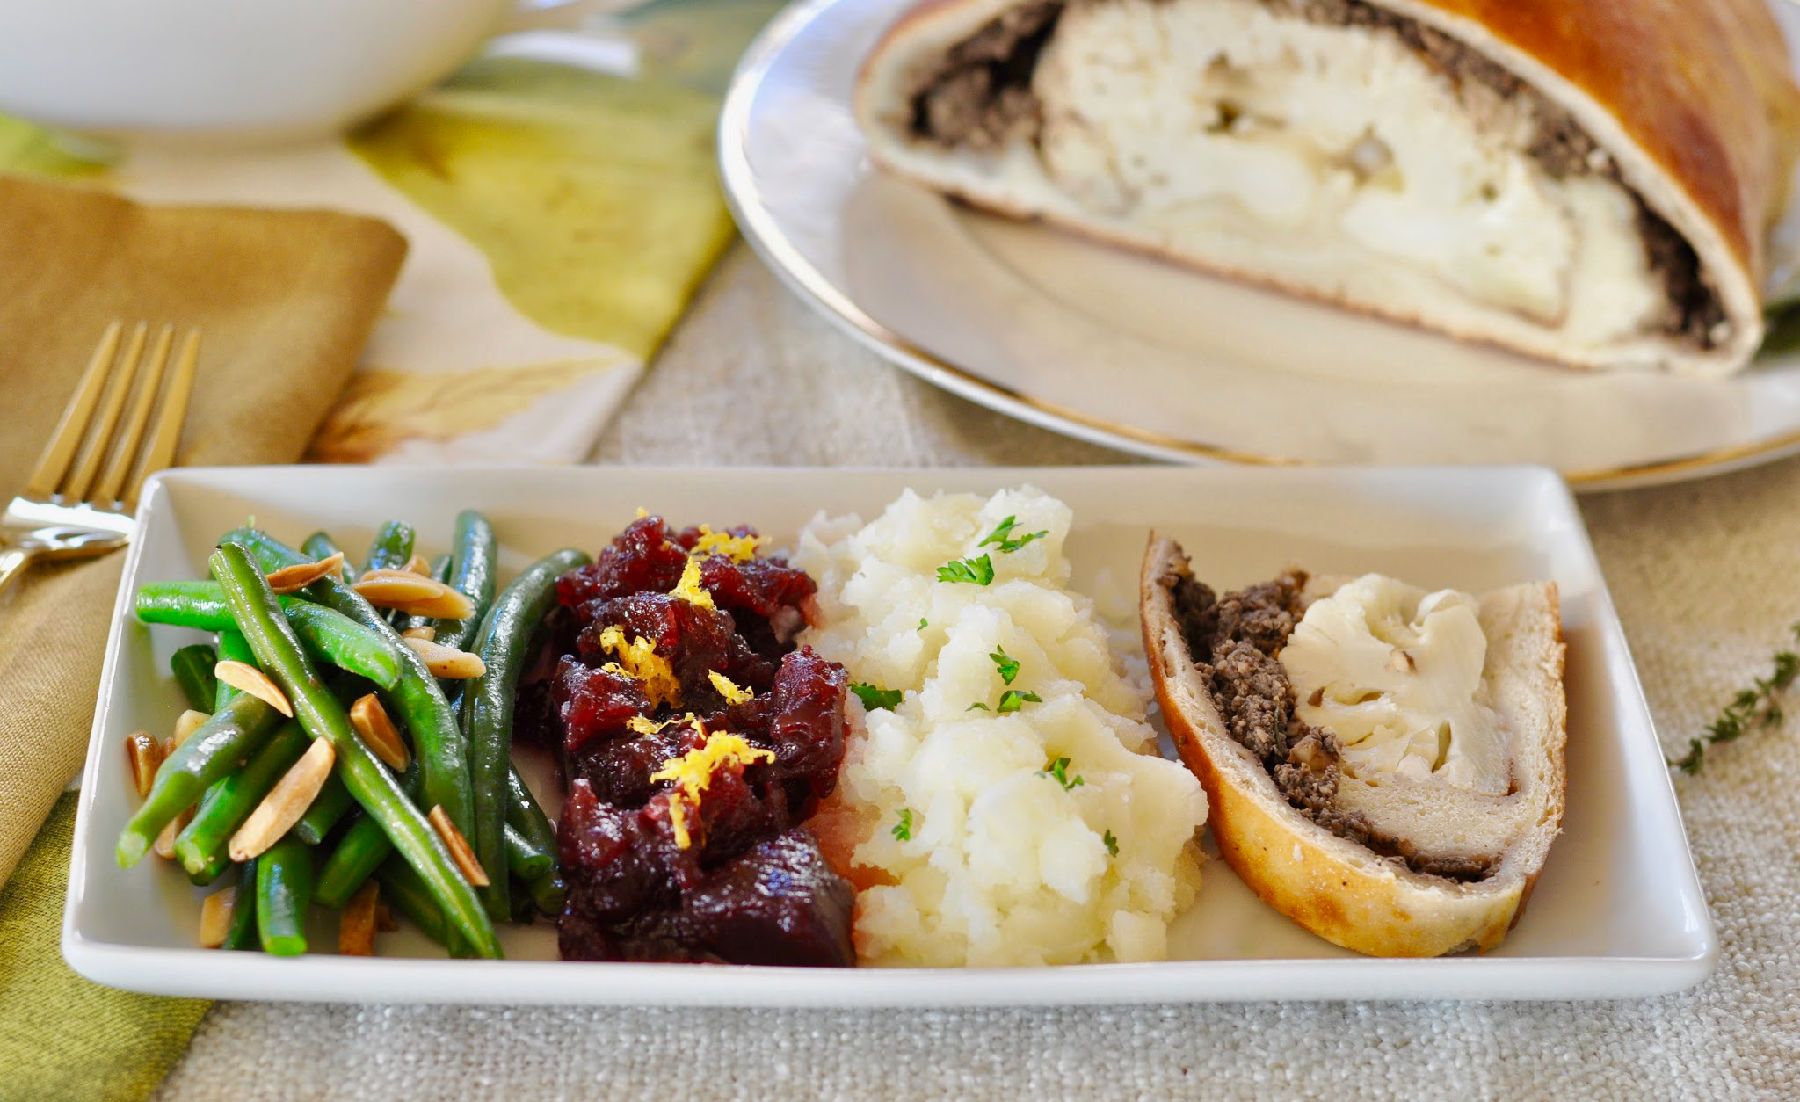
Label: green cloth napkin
xmin=0 ymin=795 xmax=209 ymax=1099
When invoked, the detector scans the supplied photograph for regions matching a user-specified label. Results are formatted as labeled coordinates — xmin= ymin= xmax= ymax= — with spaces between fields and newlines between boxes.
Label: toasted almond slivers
xmin=400 ymin=625 xmax=436 ymax=642
xmin=403 ymin=554 xmax=434 ymax=577
xmin=154 ymin=807 xmax=193 ymax=860
xmin=375 ymin=900 xmax=399 ymax=933
xmin=352 ymin=570 xmax=475 ymax=620
xmin=214 ymin=660 xmax=293 ymax=717
xmin=126 ymin=731 xmax=164 ymax=798
xmin=402 ymin=637 xmax=486 ymax=680
xmin=340 ymin=881 xmax=381 ymax=957
xmin=172 ymin=709 xmax=211 ymax=747
xmin=350 ymin=693 xmax=410 ymax=772
xmin=265 ymin=551 xmax=347 ymax=594
xmin=199 ymin=887 xmax=236 ymax=949
xmin=428 ymin=805 xmax=490 ymax=887
xmin=228 ymin=738 xmax=336 ymax=861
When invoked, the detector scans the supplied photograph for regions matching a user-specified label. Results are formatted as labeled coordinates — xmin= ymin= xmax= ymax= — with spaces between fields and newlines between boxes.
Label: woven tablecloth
xmin=153 ymin=245 xmax=1800 ymax=1100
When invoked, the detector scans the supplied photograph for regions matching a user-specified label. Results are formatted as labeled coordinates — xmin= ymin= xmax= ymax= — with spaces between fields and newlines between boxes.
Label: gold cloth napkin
xmin=0 ymin=174 xmax=404 ymax=1098
xmin=0 ymin=174 xmax=405 ymax=885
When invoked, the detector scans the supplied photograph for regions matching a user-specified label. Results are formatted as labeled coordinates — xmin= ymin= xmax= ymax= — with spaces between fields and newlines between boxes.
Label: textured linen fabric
xmin=155 ymin=246 xmax=1800 ymax=1100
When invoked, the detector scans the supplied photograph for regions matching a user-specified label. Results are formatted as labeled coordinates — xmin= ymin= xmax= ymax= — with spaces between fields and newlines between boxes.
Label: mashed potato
xmin=795 ymin=486 xmax=1207 ymax=967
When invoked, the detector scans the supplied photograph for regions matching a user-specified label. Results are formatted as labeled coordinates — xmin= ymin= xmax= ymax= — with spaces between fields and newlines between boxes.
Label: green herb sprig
xmin=1670 ymin=622 xmax=1800 ymax=775
xmin=997 ymin=689 xmax=1041 ymax=714
xmin=936 ymin=554 xmax=994 ymax=586
xmin=977 ymin=516 xmax=1048 ymax=554
xmin=891 ymin=808 xmax=914 ymax=842
xmin=851 ymin=682 xmax=903 ymax=712
xmin=1102 ymin=830 xmax=1119 ymax=857
xmin=1040 ymin=756 xmax=1084 ymax=791
xmin=990 ymin=646 xmax=1020 ymax=685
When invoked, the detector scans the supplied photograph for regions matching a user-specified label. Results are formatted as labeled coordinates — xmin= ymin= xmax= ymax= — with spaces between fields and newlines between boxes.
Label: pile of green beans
xmin=117 ymin=509 xmax=589 ymax=961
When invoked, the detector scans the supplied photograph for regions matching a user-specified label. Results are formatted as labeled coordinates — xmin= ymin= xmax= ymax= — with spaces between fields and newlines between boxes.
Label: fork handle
xmin=0 ymin=546 xmax=36 ymax=600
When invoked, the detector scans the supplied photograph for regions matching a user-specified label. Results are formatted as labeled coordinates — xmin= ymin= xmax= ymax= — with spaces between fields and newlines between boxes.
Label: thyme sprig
xmin=1670 ymin=622 xmax=1800 ymax=775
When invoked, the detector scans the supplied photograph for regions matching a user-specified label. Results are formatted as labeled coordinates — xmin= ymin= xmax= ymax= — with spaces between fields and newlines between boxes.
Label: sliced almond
xmin=265 ymin=551 xmax=347 ymax=594
xmin=402 ymin=637 xmax=486 ymax=680
xmin=199 ymin=887 xmax=236 ymax=948
xmin=126 ymin=731 xmax=164 ymax=798
xmin=228 ymin=737 xmax=335 ymax=861
xmin=400 ymin=625 xmax=436 ymax=642
xmin=350 ymin=693 xmax=410 ymax=771
xmin=375 ymin=900 xmax=399 ymax=933
xmin=402 ymin=554 xmax=434 ymax=577
xmin=428 ymin=805 xmax=490 ymax=887
xmin=154 ymin=807 xmax=193 ymax=860
xmin=340 ymin=880 xmax=381 ymax=956
xmin=214 ymin=660 xmax=293 ymax=717
xmin=352 ymin=570 xmax=474 ymax=619
xmin=172 ymin=709 xmax=211 ymax=746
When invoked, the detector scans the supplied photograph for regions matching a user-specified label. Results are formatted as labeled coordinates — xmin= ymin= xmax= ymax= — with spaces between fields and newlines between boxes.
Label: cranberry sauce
xmin=530 ymin=514 xmax=854 ymax=967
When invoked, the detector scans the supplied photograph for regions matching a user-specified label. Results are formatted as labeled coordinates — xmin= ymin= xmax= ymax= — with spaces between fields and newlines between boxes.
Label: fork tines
xmin=25 ymin=320 xmax=200 ymax=512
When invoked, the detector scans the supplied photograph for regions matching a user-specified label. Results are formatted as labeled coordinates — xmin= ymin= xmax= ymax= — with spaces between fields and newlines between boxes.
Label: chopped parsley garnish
xmin=977 ymin=515 xmax=1049 ymax=554
xmin=1670 ymin=622 xmax=1800 ymax=774
xmin=850 ymin=682 xmax=903 ymax=712
xmin=1040 ymin=755 xmax=1084 ymax=790
xmin=967 ymin=702 xmax=990 ymax=712
xmin=936 ymin=554 xmax=994 ymax=585
xmin=990 ymin=646 xmax=1020 ymax=685
xmin=1103 ymin=830 xmax=1119 ymax=857
xmin=891 ymin=807 xmax=914 ymax=841
xmin=918 ymin=618 xmax=929 ymax=629
xmin=996 ymin=689 xmax=1041 ymax=714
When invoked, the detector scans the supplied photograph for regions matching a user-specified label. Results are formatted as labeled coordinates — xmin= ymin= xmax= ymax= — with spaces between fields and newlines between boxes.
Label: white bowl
xmin=0 ymin=0 xmax=541 ymax=144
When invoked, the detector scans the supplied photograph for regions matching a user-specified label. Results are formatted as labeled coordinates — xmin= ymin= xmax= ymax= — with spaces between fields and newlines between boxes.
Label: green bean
xmin=170 ymin=643 xmax=217 ymax=712
xmin=117 ymin=692 xmax=281 ymax=867
xmin=503 ymin=822 xmax=552 ymax=883
xmin=361 ymin=520 xmax=415 ymax=575
xmin=136 ymin=583 xmax=401 ymax=690
xmin=179 ymin=629 xmax=261 ymax=883
xmin=256 ymin=835 xmax=314 ymax=956
xmin=213 ymin=631 xmax=255 ymax=710
xmin=313 ymin=758 xmax=418 ymax=909
xmin=210 ymin=540 xmax=500 ymax=959
xmin=292 ymin=772 xmax=354 ymax=846
xmin=221 ymin=858 xmax=260 ymax=951
xmin=506 ymin=765 xmax=557 ymax=860
xmin=225 ymin=527 xmax=475 ymax=844
xmin=173 ymin=721 xmax=309 ymax=884
xmin=301 ymin=532 xmax=352 ymax=581
xmin=525 ymin=871 xmax=565 ymax=918
xmin=377 ymin=854 xmax=450 ymax=950
xmin=314 ymin=811 xmax=381 ymax=909
xmin=433 ymin=511 xmax=497 ymax=656
xmin=395 ymin=555 xmax=450 ymax=635
xmin=462 ymin=548 xmax=590 ymax=919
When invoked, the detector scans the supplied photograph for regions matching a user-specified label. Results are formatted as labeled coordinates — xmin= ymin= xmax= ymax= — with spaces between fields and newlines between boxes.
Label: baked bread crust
xmin=1138 ymin=535 xmax=1567 ymax=957
xmin=855 ymin=0 xmax=1800 ymax=376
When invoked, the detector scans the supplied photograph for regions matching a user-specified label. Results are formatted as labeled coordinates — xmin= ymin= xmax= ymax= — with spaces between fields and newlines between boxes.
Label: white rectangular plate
xmin=65 ymin=465 xmax=1714 ymax=1004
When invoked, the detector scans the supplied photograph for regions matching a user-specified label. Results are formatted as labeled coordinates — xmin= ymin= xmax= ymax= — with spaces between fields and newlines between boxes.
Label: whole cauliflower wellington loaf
xmin=856 ymin=0 xmax=1800 ymax=375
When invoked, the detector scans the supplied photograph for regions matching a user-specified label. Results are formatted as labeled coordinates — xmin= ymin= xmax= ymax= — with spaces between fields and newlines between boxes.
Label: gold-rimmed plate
xmin=719 ymin=0 xmax=1800 ymax=490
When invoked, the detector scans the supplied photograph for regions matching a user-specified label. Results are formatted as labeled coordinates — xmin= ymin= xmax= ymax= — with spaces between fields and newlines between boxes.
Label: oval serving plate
xmin=719 ymin=0 xmax=1800 ymax=490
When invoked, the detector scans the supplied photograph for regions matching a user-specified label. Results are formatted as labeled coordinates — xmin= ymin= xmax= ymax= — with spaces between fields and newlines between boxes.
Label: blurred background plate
xmin=720 ymin=0 xmax=1800 ymax=490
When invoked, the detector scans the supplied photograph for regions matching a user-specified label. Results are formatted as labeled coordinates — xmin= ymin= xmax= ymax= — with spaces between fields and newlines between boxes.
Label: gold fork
xmin=0 ymin=321 xmax=200 ymax=597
